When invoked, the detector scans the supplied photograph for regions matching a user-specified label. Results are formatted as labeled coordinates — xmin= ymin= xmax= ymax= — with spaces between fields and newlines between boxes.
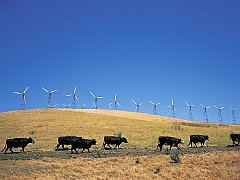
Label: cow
xmin=1 ymin=137 xmax=35 ymax=154
xmin=229 ymin=134 xmax=240 ymax=146
xmin=103 ymin=136 xmax=128 ymax=149
xmin=188 ymin=135 xmax=209 ymax=148
xmin=157 ymin=136 xmax=184 ymax=151
xmin=71 ymin=139 xmax=96 ymax=153
xmin=56 ymin=136 xmax=82 ymax=150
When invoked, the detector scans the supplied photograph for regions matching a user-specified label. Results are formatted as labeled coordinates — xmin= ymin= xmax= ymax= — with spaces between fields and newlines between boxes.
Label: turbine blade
xmin=24 ymin=87 xmax=29 ymax=93
xmin=200 ymin=104 xmax=204 ymax=108
xmin=214 ymin=105 xmax=218 ymax=109
xmin=185 ymin=101 xmax=189 ymax=106
xmin=149 ymin=100 xmax=154 ymax=104
xmin=156 ymin=103 xmax=160 ymax=105
xmin=139 ymin=103 xmax=143 ymax=106
xmin=13 ymin=92 xmax=22 ymax=94
xmin=172 ymin=99 xmax=174 ymax=105
xmin=51 ymin=90 xmax=58 ymax=93
xmin=65 ymin=94 xmax=72 ymax=96
xmin=117 ymin=102 xmax=121 ymax=107
xmin=90 ymin=92 xmax=95 ymax=97
xmin=97 ymin=96 xmax=103 ymax=99
xmin=42 ymin=87 xmax=49 ymax=93
xmin=74 ymin=86 xmax=76 ymax=94
xmin=132 ymin=99 xmax=136 ymax=104
xmin=166 ymin=106 xmax=171 ymax=108
xmin=75 ymin=95 xmax=78 ymax=101
xmin=115 ymin=94 xmax=117 ymax=101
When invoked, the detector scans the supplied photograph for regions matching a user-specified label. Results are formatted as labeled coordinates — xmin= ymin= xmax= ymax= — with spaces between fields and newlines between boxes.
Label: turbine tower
xmin=132 ymin=99 xmax=143 ymax=113
xmin=149 ymin=100 xmax=160 ymax=115
xmin=42 ymin=87 xmax=57 ymax=108
xmin=13 ymin=87 xmax=29 ymax=109
xmin=200 ymin=104 xmax=210 ymax=122
xmin=230 ymin=105 xmax=236 ymax=124
xmin=90 ymin=91 xmax=103 ymax=109
xmin=185 ymin=101 xmax=195 ymax=120
xmin=111 ymin=94 xmax=121 ymax=110
xmin=214 ymin=105 xmax=224 ymax=123
xmin=63 ymin=103 xmax=71 ymax=109
xmin=65 ymin=87 xmax=78 ymax=109
xmin=166 ymin=99 xmax=176 ymax=118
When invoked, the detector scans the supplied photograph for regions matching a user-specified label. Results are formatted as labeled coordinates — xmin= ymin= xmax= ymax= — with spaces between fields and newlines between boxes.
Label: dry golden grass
xmin=0 ymin=109 xmax=239 ymax=151
xmin=0 ymin=151 xmax=239 ymax=180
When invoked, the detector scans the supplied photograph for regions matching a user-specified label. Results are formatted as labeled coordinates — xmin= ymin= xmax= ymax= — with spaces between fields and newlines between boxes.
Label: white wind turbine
xmin=166 ymin=99 xmax=176 ymax=118
xmin=108 ymin=103 xmax=112 ymax=109
xmin=185 ymin=101 xmax=195 ymax=120
xmin=149 ymin=100 xmax=160 ymax=115
xmin=111 ymin=94 xmax=121 ymax=110
xmin=230 ymin=105 xmax=236 ymax=124
xmin=42 ymin=87 xmax=57 ymax=108
xmin=200 ymin=104 xmax=211 ymax=122
xmin=63 ymin=103 xmax=72 ymax=109
xmin=13 ymin=87 xmax=29 ymax=109
xmin=65 ymin=87 xmax=78 ymax=108
xmin=214 ymin=105 xmax=224 ymax=123
xmin=132 ymin=99 xmax=143 ymax=113
xmin=90 ymin=91 xmax=103 ymax=109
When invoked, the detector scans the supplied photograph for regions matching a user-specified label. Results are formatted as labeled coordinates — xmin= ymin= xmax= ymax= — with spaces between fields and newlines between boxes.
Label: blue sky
xmin=0 ymin=1 xmax=240 ymax=124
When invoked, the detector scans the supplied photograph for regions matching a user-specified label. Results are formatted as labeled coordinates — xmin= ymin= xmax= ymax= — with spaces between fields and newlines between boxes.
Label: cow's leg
xmin=75 ymin=148 xmax=78 ymax=153
xmin=10 ymin=147 xmax=14 ymax=153
xmin=233 ymin=140 xmax=235 ymax=147
xmin=103 ymin=142 xmax=106 ymax=148
xmin=81 ymin=148 xmax=85 ymax=153
xmin=5 ymin=147 xmax=9 ymax=154
xmin=176 ymin=145 xmax=179 ymax=150
xmin=62 ymin=144 xmax=65 ymax=150
xmin=169 ymin=145 xmax=172 ymax=150
xmin=21 ymin=146 xmax=25 ymax=152
xmin=107 ymin=144 xmax=112 ymax=149
xmin=56 ymin=144 xmax=60 ymax=151
xmin=87 ymin=148 xmax=90 ymax=153
xmin=190 ymin=142 xmax=193 ymax=148
xmin=194 ymin=142 xmax=197 ymax=148
xmin=159 ymin=144 xmax=163 ymax=151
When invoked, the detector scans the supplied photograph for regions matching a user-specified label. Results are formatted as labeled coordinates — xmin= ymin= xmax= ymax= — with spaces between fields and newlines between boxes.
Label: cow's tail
xmin=1 ymin=144 xmax=6 ymax=152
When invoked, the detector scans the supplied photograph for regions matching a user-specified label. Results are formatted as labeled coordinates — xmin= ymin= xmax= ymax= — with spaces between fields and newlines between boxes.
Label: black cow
xmin=56 ymin=136 xmax=82 ymax=150
xmin=1 ymin=137 xmax=35 ymax=153
xmin=229 ymin=134 xmax=240 ymax=146
xmin=103 ymin=136 xmax=128 ymax=149
xmin=71 ymin=139 xmax=96 ymax=153
xmin=157 ymin=136 xmax=184 ymax=151
xmin=188 ymin=135 xmax=209 ymax=148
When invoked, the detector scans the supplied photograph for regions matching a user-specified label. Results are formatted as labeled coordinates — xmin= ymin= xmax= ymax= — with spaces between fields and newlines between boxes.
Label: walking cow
xmin=103 ymin=136 xmax=128 ymax=149
xmin=71 ymin=138 xmax=96 ymax=153
xmin=56 ymin=136 xmax=82 ymax=150
xmin=1 ymin=137 xmax=35 ymax=153
xmin=229 ymin=134 xmax=240 ymax=146
xmin=188 ymin=135 xmax=209 ymax=148
xmin=157 ymin=136 xmax=184 ymax=151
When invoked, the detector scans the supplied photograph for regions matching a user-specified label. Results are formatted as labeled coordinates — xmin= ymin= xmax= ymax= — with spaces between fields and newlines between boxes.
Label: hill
xmin=0 ymin=109 xmax=239 ymax=151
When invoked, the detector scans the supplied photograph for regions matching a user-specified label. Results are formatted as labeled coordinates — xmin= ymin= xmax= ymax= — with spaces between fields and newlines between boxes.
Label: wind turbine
xmin=65 ymin=87 xmax=78 ymax=109
xmin=230 ymin=105 xmax=236 ymax=124
xmin=185 ymin=101 xmax=195 ymax=120
xmin=63 ymin=103 xmax=72 ymax=109
xmin=42 ymin=87 xmax=57 ymax=108
xmin=200 ymin=104 xmax=211 ymax=122
xmin=90 ymin=91 xmax=103 ymax=109
xmin=13 ymin=87 xmax=29 ymax=109
xmin=214 ymin=105 xmax=224 ymax=123
xmin=149 ymin=100 xmax=160 ymax=115
xmin=166 ymin=99 xmax=176 ymax=118
xmin=132 ymin=99 xmax=143 ymax=113
xmin=111 ymin=94 xmax=121 ymax=110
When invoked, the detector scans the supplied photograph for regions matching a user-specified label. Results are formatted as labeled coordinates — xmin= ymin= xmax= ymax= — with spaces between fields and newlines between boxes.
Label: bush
xmin=170 ymin=150 xmax=181 ymax=163
xmin=135 ymin=158 xmax=141 ymax=164
xmin=154 ymin=167 xmax=160 ymax=173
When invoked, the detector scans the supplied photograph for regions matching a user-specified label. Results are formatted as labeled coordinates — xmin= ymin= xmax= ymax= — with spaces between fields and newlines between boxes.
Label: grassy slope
xmin=0 ymin=109 xmax=239 ymax=151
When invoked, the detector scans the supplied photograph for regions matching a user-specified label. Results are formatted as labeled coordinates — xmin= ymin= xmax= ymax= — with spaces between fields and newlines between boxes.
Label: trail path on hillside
xmin=0 ymin=145 xmax=239 ymax=161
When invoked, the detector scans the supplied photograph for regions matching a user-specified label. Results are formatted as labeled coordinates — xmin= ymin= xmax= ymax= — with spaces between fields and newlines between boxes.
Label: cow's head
xmin=29 ymin=137 xmax=35 ymax=143
xmin=91 ymin=139 xmax=97 ymax=145
xmin=204 ymin=135 xmax=209 ymax=140
xmin=180 ymin=138 xmax=185 ymax=144
xmin=121 ymin=137 xmax=128 ymax=143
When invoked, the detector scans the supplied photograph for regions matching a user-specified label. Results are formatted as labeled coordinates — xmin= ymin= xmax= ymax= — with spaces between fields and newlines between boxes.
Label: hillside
xmin=0 ymin=109 xmax=239 ymax=151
